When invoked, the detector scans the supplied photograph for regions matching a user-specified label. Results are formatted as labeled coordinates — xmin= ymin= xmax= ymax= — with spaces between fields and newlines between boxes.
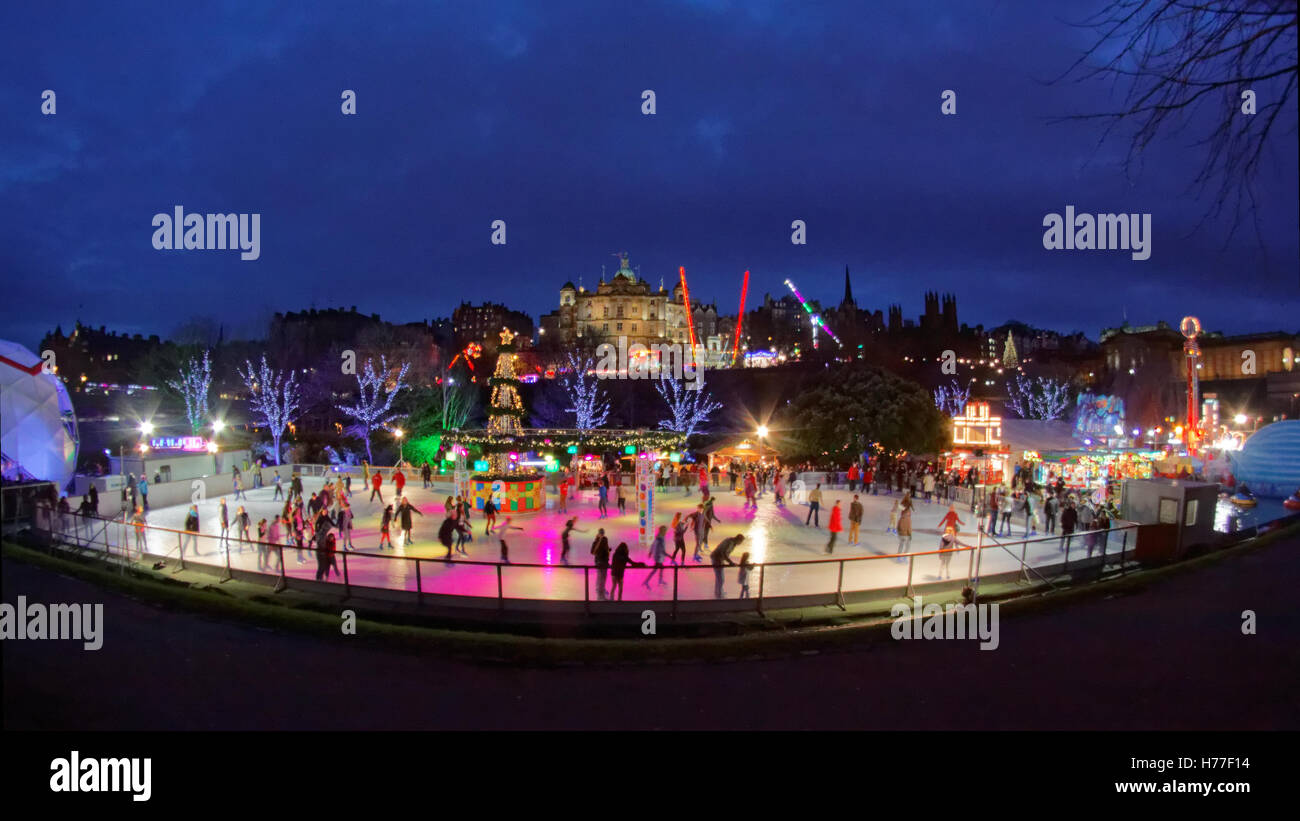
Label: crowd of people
xmin=43 ymin=449 xmax=1135 ymax=601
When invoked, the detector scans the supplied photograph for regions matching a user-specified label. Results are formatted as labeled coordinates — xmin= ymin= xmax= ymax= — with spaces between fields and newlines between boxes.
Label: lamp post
xmin=394 ymin=428 xmax=405 ymax=466
xmin=442 ymin=377 xmax=455 ymax=431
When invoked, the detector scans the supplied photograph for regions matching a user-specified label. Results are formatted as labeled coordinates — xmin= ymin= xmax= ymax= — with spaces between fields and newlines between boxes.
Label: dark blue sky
xmin=3 ymin=0 xmax=1297 ymax=351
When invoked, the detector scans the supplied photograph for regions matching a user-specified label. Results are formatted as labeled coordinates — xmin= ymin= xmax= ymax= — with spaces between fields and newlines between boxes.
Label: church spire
xmin=842 ymin=266 xmax=854 ymax=308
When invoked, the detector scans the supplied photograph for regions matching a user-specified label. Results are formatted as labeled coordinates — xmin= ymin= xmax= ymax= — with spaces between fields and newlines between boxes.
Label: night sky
xmin=3 ymin=0 xmax=1297 ymax=352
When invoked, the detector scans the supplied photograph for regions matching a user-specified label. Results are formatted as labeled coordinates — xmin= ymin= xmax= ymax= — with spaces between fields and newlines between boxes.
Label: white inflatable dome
xmin=0 ymin=339 xmax=78 ymax=491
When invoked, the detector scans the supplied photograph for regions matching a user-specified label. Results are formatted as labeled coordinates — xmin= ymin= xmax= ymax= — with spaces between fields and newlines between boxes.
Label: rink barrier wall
xmin=29 ymin=505 xmax=1144 ymax=619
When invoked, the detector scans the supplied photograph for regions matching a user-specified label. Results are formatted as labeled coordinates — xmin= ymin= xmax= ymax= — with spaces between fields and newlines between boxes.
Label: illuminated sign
xmin=149 ymin=436 xmax=209 ymax=452
xmin=473 ymin=459 xmax=490 ymax=472
xmin=952 ymin=402 xmax=1002 ymax=446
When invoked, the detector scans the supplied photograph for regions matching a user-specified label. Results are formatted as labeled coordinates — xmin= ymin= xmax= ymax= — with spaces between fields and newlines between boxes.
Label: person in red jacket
xmin=370 ymin=471 xmax=384 ymax=504
xmin=826 ymin=499 xmax=844 ymax=553
xmin=393 ymin=468 xmax=406 ymax=499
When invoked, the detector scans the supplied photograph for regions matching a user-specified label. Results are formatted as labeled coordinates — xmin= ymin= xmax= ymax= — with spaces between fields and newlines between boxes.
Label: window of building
xmin=617 ymin=305 xmax=624 ymax=318
xmin=617 ymin=322 xmax=623 ymax=332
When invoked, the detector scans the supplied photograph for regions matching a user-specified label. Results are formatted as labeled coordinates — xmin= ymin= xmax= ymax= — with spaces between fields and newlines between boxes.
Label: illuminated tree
xmin=486 ymin=328 xmax=528 ymax=473
xmin=237 ymin=354 xmax=301 ymax=465
xmin=933 ymin=379 xmax=972 ymax=416
xmin=655 ymin=373 xmax=723 ymax=439
xmin=1006 ymin=375 xmax=1072 ymax=421
xmin=337 ymin=355 xmax=410 ymax=463
xmin=562 ymin=351 xmax=611 ymax=431
xmin=166 ymin=349 xmax=212 ymax=434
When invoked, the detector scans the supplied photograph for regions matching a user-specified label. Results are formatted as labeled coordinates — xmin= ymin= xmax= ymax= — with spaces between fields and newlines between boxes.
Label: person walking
xmin=454 ymin=513 xmax=471 ymax=554
xmin=938 ymin=503 xmax=965 ymax=535
xmin=609 ymin=542 xmax=640 ymax=601
xmin=938 ymin=526 xmax=957 ymax=579
xmin=370 ymin=470 xmax=384 ymax=504
xmin=986 ymin=490 xmax=1001 ymax=536
xmin=256 ymin=518 xmax=269 ymax=570
xmin=273 ymin=470 xmax=284 ymax=500
xmin=398 ymin=498 xmax=423 ymax=545
xmin=560 ymin=517 xmax=586 ymax=564
xmin=615 ymin=482 xmax=626 ymax=515
xmin=848 ymin=495 xmax=863 ymax=546
xmin=689 ymin=505 xmax=708 ymax=561
xmin=597 ymin=478 xmax=609 ymax=519
xmin=644 ymin=525 xmax=670 ymax=587
xmin=496 ymin=517 xmax=523 ymax=562
xmin=888 ymin=498 xmax=899 ymax=534
xmin=378 ymin=504 xmax=394 ymax=550
xmin=773 ymin=471 xmax=786 ymax=506
xmin=896 ymin=505 xmax=913 ymax=559
xmin=421 ymin=461 xmax=432 ymax=489
xmin=710 ymin=534 xmax=744 ymax=599
xmin=1059 ymin=500 xmax=1078 ymax=552
xmin=338 ymin=500 xmax=355 ymax=550
xmin=438 ymin=515 xmax=457 ymax=560
xmin=806 ymin=483 xmax=823 ymax=527
xmin=1045 ymin=492 xmax=1059 ymax=534
xmin=482 ymin=496 xmax=498 ymax=535
xmin=670 ymin=513 xmax=688 ymax=565
xmin=591 ymin=530 xmax=611 ymax=600
xmin=393 ymin=467 xmax=407 ymax=501
xmin=265 ymin=514 xmax=284 ymax=572
xmin=737 ymin=552 xmax=755 ymax=598
xmin=290 ymin=472 xmax=303 ymax=503
xmin=923 ymin=472 xmax=935 ymax=504
xmin=218 ymin=498 xmax=230 ymax=547
xmin=138 ymin=475 xmax=150 ymax=511
xmin=826 ymin=499 xmax=843 ymax=553
xmin=236 ymin=505 xmax=251 ymax=548
xmin=183 ymin=504 xmax=200 ymax=557
xmin=557 ymin=475 xmax=569 ymax=514
xmin=233 ymin=474 xmax=246 ymax=501
xmin=129 ymin=506 xmax=146 ymax=556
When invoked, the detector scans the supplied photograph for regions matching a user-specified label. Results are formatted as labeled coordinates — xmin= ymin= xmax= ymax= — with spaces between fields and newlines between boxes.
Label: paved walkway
xmin=79 ymin=477 xmax=1130 ymax=601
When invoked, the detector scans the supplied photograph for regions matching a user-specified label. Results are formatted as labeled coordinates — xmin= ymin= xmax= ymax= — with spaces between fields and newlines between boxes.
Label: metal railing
xmin=32 ymin=506 xmax=1142 ymax=616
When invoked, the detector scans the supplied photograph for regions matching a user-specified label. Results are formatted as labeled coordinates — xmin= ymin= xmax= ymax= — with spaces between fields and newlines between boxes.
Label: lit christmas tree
xmin=1002 ymin=330 xmax=1020 ymax=369
xmin=486 ymin=327 xmax=527 ymax=474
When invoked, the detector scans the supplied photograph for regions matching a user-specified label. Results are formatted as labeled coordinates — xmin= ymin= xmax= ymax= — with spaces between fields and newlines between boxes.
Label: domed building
xmin=541 ymin=253 xmax=692 ymax=349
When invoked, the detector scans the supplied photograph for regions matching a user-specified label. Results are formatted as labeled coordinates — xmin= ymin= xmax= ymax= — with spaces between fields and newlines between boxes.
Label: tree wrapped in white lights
xmin=238 ymin=354 xmax=301 ymax=465
xmin=655 ymin=373 xmax=723 ymax=439
xmin=337 ymin=355 xmax=411 ymax=463
xmin=1006 ymin=375 xmax=1072 ymax=421
xmin=563 ymin=351 xmax=611 ymax=431
xmin=933 ymin=379 xmax=972 ymax=417
xmin=167 ymin=349 xmax=212 ymax=434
